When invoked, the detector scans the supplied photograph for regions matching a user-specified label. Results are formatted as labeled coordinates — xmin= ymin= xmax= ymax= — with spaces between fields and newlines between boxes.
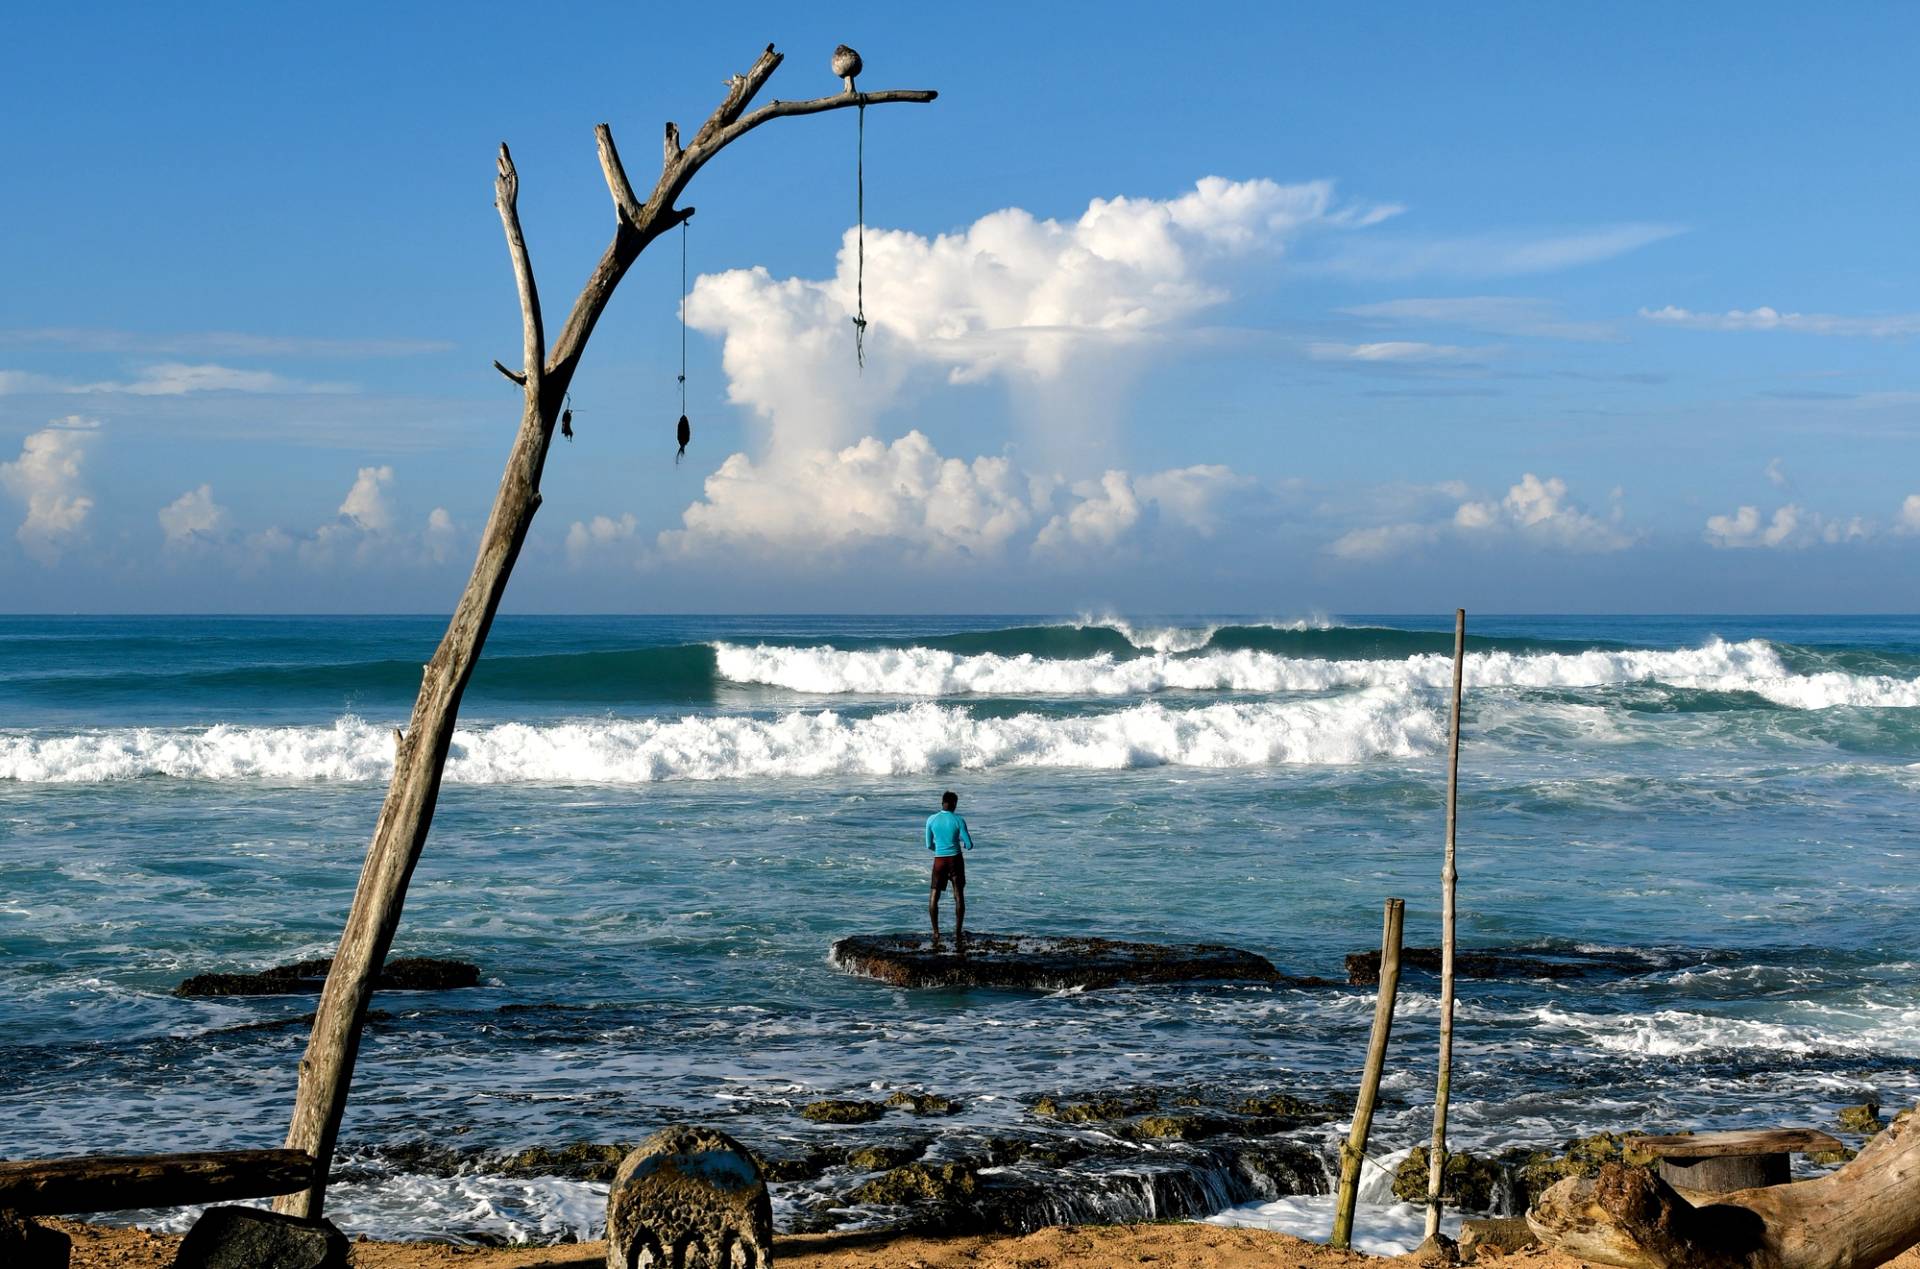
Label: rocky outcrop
xmin=174 ymin=956 xmax=479 ymax=997
xmin=799 ymin=1099 xmax=886 ymax=1125
xmin=831 ymin=932 xmax=1295 ymax=991
xmin=605 ymin=1127 xmax=771 ymax=1269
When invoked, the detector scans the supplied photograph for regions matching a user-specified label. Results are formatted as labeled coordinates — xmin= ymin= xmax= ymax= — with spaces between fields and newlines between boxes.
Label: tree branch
xmin=493 ymin=143 xmax=544 ymax=387
xmin=491 ymin=359 xmax=526 ymax=386
xmin=689 ymin=44 xmax=782 ymax=147
xmin=596 ymin=125 xmax=644 ymax=227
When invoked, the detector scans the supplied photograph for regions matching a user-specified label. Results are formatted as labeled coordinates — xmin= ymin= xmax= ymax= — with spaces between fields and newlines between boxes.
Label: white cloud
xmin=338 ymin=465 xmax=394 ymax=533
xmin=1315 ymin=224 xmax=1682 ymax=280
xmin=1641 ymin=305 xmax=1920 ymax=338
xmin=1308 ymin=340 xmax=1481 ymax=363
xmin=1340 ymin=296 xmax=1617 ymax=341
xmin=686 ymin=176 xmax=1396 ymax=459
xmin=0 ymin=362 xmax=342 ymax=396
xmin=158 ymin=484 xmax=227 ymax=547
xmin=1764 ymin=457 xmax=1788 ymax=489
xmin=1 ymin=417 xmax=97 ymax=562
xmin=425 ymin=507 xmax=456 ymax=563
xmin=1331 ymin=473 xmax=1628 ymax=560
xmin=566 ymin=513 xmax=639 ymax=561
xmin=1703 ymin=503 xmax=1870 ymax=549
xmin=1899 ymin=494 xmax=1920 ymax=535
xmin=644 ymin=432 xmax=1252 ymax=566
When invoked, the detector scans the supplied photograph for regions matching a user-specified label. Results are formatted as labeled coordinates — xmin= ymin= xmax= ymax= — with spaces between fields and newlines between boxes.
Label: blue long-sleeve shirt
xmin=925 ymin=811 xmax=974 ymax=858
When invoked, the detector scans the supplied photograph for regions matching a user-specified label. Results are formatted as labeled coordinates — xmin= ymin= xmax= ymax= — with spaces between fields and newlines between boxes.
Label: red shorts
xmin=930 ymin=854 xmax=966 ymax=892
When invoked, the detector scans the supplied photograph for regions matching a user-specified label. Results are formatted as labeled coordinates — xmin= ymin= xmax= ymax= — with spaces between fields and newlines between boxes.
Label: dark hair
xmin=941 ymin=790 xmax=958 ymax=810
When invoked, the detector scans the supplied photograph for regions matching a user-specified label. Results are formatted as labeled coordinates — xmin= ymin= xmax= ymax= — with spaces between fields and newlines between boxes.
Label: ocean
xmin=3 ymin=613 xmax=1917 ymax=1252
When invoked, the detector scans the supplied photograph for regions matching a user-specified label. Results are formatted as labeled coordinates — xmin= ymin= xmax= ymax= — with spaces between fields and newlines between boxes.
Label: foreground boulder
xmin=0 ymin=1208 xmax=68 ymax=1269
xmin=606 ymin=1126 xmax=771 ymax=1269
xmin=831 ymin=932 xmax=1291 ymax=991
xmin=172 ymin=1206 xmax=346 ymax=1269
xmin=175 ymin=956 xmax=480 ymax=997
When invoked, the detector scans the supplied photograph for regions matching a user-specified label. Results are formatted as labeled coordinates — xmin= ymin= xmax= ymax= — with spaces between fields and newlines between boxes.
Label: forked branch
xmin=493 ymin=144 xmax=544 ymax=388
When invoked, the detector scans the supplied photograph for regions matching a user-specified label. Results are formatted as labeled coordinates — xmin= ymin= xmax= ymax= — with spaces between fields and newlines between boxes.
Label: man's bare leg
xmin=929 ymin=887 xmax=942 ymax=951
xmin=953 ymin=881 xmax=966 ymax=954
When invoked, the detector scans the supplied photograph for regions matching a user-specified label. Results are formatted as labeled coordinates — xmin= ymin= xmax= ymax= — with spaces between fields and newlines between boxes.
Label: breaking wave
xmin=0 ymin=690 xmax=1442 ymax=784
xmin=713 ymin=638 xmax=1920 ymax=709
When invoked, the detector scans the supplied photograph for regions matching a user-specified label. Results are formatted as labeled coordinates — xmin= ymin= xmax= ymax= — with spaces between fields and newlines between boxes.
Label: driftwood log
xmin=274 ymin=45 xmax=935 ymax=1220
xmin=1528 ymin=1109 xmax=1920 ymax=1268
xmin=0 ymin=1150 xmax=317 ymax=1216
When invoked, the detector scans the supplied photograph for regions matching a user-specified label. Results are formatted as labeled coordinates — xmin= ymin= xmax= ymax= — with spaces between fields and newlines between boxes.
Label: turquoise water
xmin=3 ymin=614 xmax=1917 ymax=1244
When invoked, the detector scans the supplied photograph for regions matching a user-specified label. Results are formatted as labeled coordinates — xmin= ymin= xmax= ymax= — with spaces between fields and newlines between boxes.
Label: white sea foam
xmin=714 ymin=638 xmax=1920 ymax=708
xmin=1076 ymin=613 xmax=1336 ymax=653
xmin=0 ymin=691 xmax=1440 ymax=784
xmin=1526 ymin=1004 xmax=1919 ymax=1057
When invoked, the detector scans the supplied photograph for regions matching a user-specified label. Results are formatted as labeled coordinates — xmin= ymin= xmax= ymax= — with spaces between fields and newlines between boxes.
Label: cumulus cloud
xmin=337 ymin=465 xmax=394 ymax=533
xmin=1765 ymin=457 xmax=1789 ymax=489
xmin=1330 ymin=473 xmax=1628 ymax=559
xmin=295 ymin=465 xmax=456 ymax=568
xmin=1642 ymin=305 xmax=1920 ymax=338
xmin=633 ymin=432 xmax=1252 ymax=567
xmin=1 ymin=416 xmax=97 ymax=561
xmin=1900 ymin=494 xmax=1920 ymax=535
xmin=158 ymin=484 xmax=227 ymax=547
xmin=686 ymin=176 xmax=1396 ymax=460
xmin=1703 ymin=503 xmax=1869 ymax=549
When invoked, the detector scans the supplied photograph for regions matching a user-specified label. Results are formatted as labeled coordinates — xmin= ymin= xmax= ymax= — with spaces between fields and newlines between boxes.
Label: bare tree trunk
xmin=1528 ymin=1110 xmax=1920 ymax=1269
xmin=1425 ymin=608 xmax=1465 ymax=1238
xmin=274 ymin=46 xmax=935 ymax=1220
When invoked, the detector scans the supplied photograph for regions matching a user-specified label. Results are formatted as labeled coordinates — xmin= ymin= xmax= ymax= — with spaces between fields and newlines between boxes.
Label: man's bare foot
xmin=956 ymin=932 xmax=968 ymax=956
xmin=930 ymin=934 xmax=943 ymax=953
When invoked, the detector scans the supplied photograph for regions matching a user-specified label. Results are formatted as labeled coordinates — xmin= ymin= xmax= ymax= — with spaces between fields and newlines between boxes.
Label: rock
xmin=605 ymin=1126 xmax=771 ymax=1269
xmin=752 ymin=1144 xmax=839 ymax=1183
xmin=1810 ymin=1146 xmax=1857 ymax=1165
xmin=846 ymin=1143 xmax=924 ymax=1172
xmin=1030 ymin=1091 xmax=1158 ymax=1123
xmin=0 ymin=1208 xmax=69 ymax=1269
xmin=1125 ymin=1114 xmax=1235 ymax=1141
xmin=497 ymin=1141 xmax=632 ymax=1182
xmin=1392 ymin=1147 xmax=1504 ymax=1213
xmin=983 ymin=1136 xmax=1095 ymax=1168
xmin=831 ymin=932 xmax=1291 ymax=991
xmin=1413 ymin=1232 xmax=1461 ymax=1264
xmin=885 ymin=1091 xmax=958 ymax=1115
xmin=1233 ymin=1092 xmax=1319 ymax=1117
xmin=1838 ymin=1101 xmax=1884 ymax=1133
xmin=1458 ymin=1216 xmax=1537 ymax=1259
xmin=171 ymin=1206 xmax=347 ymax=1269
xmin=175 ymin=956 xmax=480 ymax=997
xmin=847 ymin=1162 xmax=979 ymax=1207
xmin=800 ymin=1098 xmax=886 ymax=1124
xmin=1500 ymin=1130 xmax=1665 ymax=1208
xmin=1345 ymin=946 xmax=1646 ymax=986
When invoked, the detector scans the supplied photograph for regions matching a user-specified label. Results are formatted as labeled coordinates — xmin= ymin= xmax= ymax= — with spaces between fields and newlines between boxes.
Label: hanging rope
xmin=852 ymin=98 xmax=867 ymax=369
xmin=676 ymin=217 xmax=690 ymax=464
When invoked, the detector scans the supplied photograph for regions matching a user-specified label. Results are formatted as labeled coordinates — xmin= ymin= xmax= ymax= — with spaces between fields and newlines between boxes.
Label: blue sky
xmin=2 ymin=2 xmax=1917 ymax=613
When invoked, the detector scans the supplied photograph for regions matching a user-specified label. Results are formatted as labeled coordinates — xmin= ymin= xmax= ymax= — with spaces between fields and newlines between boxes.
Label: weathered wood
xmin=1529 ymin=1111 xmax=1920 ymax=1268
xmin=1627 ymin=1129 xmax=1845 ymax=1160
xmin=274 ymin=46 xmax=936 ymax=1221
xmin=0 ymin=1150 xmax=317 ymax=1216
xmin=1425 ymin=607 xmax=1465 ymax=1239
xmin=1331 ymin=897 xmax=1405 ymax=1250
xmin=1658 ymin=1152 xmax=1787 ymax=1194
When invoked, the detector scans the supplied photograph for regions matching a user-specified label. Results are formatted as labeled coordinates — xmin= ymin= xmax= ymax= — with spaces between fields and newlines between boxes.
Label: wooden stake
xmin=1331 ymin=897 xmax=1405 ymax=1250
xmin=1424 ymin=608 xmax=1466 ymax=1239
xmin=271 ymin=48 xmax=936 ymax=1222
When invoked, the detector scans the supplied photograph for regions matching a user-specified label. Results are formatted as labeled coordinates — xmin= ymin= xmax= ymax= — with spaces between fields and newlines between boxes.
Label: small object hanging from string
xmin=833 ymin=43 xmax=869 ymax=370
xmin=675 ymin=216 xmax=691 ymax=464
xmin=560 ymin=393 xmax=575 ymax=442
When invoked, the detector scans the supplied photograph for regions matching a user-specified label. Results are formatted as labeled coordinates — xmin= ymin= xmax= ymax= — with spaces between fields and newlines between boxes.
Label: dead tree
xmin=272 ymin=45 xmax=935 ymax=1220
xmin=1527 ymin=1110 xmax=1920 ymax=1269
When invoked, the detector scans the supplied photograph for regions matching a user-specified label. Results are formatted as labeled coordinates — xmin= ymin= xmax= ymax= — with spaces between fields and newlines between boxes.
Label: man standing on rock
xmin=926 ymin=789 xmax=974 ymax=952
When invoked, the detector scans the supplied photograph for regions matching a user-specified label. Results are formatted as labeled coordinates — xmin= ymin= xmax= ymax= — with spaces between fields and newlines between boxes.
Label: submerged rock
xmin=831 ymin=932 xmax=1289 ymax=991
xmin=1392 ymin=1147 xmax=1505 ymax=1214
xmin=1837 ymin=1101 xmax=1884 ymax=1133
xmin=753 ymin=1144 xmax=841 ymax=1183
xmin=1496 ymin=1131 xmax=1665 ymax=1211
xmin=1126 ymin=1114 xmax=1236 ymax=1141
xmin=846 ymin=1143 xmax=925 ymax=1172
xmin=1030 ymin=1091 xmax=1159 ymax=1123
xmin=496 ymin=1141 xmax=631 ymax=1182
xmin=885 ymin=1090 xmax=959 ymax=1115
xmin=1345 ymin=946 xmax=1646 ymax=986
xmin=174 ymin=956 xmax=480 ymax=997
xmin=848 ymin=1162 xmax=979 ymax=1207
xmin=800 ymin=1098 xmax=886 ymax=1125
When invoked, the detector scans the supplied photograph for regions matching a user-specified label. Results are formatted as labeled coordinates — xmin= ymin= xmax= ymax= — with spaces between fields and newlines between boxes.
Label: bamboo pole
xmin=1424 ymin=608 xmax=1466 ymax=1239
xmin=1331 ymin=897 xmax=1406 ymax=1250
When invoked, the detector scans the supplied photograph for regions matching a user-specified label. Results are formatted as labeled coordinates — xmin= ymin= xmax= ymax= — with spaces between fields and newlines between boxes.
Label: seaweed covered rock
xmin=175 ymin=955 xmax=480 ymax=997
xmin=1126 ymin=1114 xmax=1236 ymax=1142
xmin=1499 ymin=1131 xmax=1665 ymax=1209
xmin=832 ymin=932 xmax=1287 ymax=992
xmin=848 ymin=1162 xmax=979 ymax=1207
xmin=1030 ymin=1091 xmax=1159 ymax=1123
xmin=1345 ymin=946 xmax=1647 ymax=986
xmin=497 ymin=1141 xmax=631 ymax=1182
xmin=846 ymin=1144 xmax=924 ymax=1172
xmin=753 ymin=1144 xmax=840 ymax=1183
xmin=1393 ymin=1147 xmax=1505 ymax=1213
xmin=1837 ymin=1101 xmax=1884 ymax=1134
xmin=885 ymin=1091 xmax=958 ymax=1116
xmin=800 ymin=1098 xmax=886 ymax=1125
